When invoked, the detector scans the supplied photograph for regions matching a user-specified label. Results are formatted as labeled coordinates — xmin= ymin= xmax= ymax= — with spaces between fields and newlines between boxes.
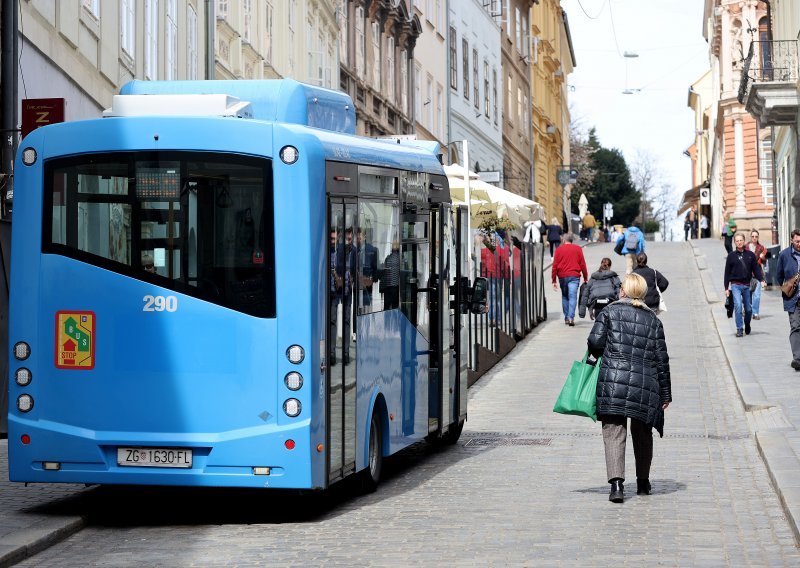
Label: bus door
xmin=427 ymin=204 xmax=457 ymax=437
xmin=327 ymin=198 xmax=358 ymax=482
xmin=454 ymin=206 xmax=469 ymax=429
xmin=400 ymin=211 xmax=429 ymax=436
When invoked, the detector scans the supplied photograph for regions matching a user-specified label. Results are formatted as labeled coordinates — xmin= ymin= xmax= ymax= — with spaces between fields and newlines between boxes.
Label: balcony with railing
xmin=739 ymin=39 xmax=800 ymax=127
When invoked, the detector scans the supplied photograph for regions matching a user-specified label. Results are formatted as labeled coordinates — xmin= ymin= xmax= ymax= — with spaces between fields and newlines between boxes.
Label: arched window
xmin=758 ymin=16 xmax=773 ymax=80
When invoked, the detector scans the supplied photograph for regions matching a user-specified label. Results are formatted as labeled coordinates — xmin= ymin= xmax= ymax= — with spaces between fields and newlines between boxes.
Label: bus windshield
xmin=43 ymin=152 xmax=275 ymax=318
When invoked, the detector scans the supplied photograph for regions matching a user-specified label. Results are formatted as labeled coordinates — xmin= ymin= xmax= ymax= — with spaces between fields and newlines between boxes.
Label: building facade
xmin=411 ymin=0 xmax=447 ymax=146
xmin=530 ymin=1 xmax=575 ymax=222
xmin=446 ymin=1 xmax=503 ymax=180
xmin=19 ymin=0 xmax=210 ymax=121
xmin=740 ymin=0 xmax=800 ymax=247
xmin=702 ymin=0 xmax=774 ymax=241
xmin=339 ymin=0 xmax=419 ymax=137
xmin=215 ymin=0 xmax=338 ymax=88
xmin=500 ymin=0 xmax=535 ymax=199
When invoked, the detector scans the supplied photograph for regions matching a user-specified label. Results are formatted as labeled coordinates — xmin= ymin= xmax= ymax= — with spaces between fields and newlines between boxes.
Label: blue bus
xmin=7 ymin=79 xmax=485 ymax=491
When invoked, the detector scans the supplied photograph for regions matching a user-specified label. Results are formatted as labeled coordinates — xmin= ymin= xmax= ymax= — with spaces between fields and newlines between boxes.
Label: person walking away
xmin=776 ymin=229 xmax=800 ymax=371
xmin=632 ymin=253 xmax=670 ymax=313
xmin=700 ymin=213 xmax=709 ymax=238
xmin=747 ymin=230 xmax=768 ymax=319
xmin=724 ymin=233 xmax=766 ymax=337
xmin=580 ymin=257 xmax=620 ymax=320
xmin=551 ymin=233 xmax=588 ymax=326
xmin=684 ymin=206 xmax=697 ymax=241
xmin=617 ymin=224 xmax=645 ymax=274
xmin=546 ymin=217 xmax=563 ymax=258
xmin=587 ymin=273 xmax=672 ymax=503
xmin=582 ymin=211 xmax=597 ymax=242
xmin=723 ymin=215 xmax=737 ymax=254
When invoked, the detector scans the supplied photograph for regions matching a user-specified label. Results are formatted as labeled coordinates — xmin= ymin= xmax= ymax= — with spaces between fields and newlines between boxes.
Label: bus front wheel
xmin=360 ymin=411 xmax=382 ymax=493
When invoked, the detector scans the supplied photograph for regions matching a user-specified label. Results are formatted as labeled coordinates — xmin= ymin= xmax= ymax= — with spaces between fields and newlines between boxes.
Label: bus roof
xmin=120 ymin=79 xmax=356 ymax=134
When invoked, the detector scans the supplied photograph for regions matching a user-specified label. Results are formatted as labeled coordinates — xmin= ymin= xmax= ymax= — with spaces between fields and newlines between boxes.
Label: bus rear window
xmin=44 ymin=152 xmax=276 ymax=318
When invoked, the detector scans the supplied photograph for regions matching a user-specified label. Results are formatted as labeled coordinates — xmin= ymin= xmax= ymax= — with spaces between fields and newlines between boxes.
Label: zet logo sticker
xmin=55 ymin=311 xmax=95 ymax=370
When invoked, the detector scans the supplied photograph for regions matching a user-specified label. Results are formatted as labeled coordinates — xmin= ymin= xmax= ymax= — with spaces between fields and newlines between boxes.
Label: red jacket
xmin=552 ymin=243 xmax=588 ymax=283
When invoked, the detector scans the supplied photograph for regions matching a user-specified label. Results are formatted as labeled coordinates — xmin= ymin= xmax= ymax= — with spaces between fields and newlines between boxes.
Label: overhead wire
xmin=576 ymin=0 xmax=607 ymax=20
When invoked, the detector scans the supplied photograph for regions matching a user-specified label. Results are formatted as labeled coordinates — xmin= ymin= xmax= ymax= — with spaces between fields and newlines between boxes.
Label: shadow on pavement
xmin=573 ymin=479 xmax=687 ymax=496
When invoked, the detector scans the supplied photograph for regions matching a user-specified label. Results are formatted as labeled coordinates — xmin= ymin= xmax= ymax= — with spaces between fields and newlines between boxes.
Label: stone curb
xmin=0 ymin=516 xmax=86 ymax=568
xmin=689 ymin=239 xmax=800 ymax=545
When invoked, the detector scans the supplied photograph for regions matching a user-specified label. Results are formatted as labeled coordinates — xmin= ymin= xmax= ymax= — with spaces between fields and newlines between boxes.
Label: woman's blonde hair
xmin=621 ymin=273 xmax=648 ymax=307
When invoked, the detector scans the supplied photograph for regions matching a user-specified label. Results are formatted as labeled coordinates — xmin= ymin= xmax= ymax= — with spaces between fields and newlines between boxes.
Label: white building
xmin=446 ymin=1 xmax=504 ymax=182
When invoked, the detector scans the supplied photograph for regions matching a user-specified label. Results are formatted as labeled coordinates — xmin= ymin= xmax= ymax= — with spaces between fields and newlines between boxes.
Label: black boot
xmin=609 ymin=478 xmax=624 ymax=503
xmin=637 ymin=478 xmax=651 ymax=495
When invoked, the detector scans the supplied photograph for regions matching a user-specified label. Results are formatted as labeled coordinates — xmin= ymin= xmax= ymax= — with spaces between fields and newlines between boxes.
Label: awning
xmin=677 ymin=181 xmax=709 ymax=215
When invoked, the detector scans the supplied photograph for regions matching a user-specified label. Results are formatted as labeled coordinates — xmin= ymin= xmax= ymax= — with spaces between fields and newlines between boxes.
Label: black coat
xmin=632 ymin=266 xmax=669 ymax=311
xmin=587 ymin=299 xmax=672 ymax=436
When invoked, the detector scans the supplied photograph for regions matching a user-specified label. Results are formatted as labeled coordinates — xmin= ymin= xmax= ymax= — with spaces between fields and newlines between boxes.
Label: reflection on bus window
xmin=358 ymin=199 xmax=399 ymax=314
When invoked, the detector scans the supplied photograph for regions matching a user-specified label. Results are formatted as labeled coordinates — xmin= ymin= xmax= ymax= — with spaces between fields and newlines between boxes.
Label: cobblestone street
xmin=6 ymin=241 xmax=800 ymax=566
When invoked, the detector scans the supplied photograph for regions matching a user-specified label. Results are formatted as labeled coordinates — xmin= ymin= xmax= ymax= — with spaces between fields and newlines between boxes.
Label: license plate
xmin=117 ymin=447 xmax=193 ymax=468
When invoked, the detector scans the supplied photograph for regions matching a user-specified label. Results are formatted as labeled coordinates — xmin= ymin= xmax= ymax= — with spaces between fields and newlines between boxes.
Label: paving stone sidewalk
xmin=690 ymin=237 xmax=800 ymax=544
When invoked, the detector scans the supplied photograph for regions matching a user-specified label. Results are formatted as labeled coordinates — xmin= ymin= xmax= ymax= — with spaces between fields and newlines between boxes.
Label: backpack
xmin=624 ymin=231 xmax=639 ymax=251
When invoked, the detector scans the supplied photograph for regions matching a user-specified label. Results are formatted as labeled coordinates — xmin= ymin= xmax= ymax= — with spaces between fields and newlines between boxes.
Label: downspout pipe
xmin=206 ymin=0 xmax=215 ymax=79
xmin=1 ymin=0 xmax=18 ymax=217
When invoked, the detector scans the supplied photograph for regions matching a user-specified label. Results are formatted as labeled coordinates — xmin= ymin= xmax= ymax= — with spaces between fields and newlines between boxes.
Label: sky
xmin=559 ymin=0 xmax=710 ymax=220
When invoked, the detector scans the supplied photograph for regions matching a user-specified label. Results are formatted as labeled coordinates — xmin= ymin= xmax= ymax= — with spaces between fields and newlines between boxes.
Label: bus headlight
xmin=15 ymin=368 xmax=32 ymax=386
xmin=17 ymin=394 xmax=34 ymax=412
xmin=283 ymin=398 xmax=302 ymax=417
xmin=14 ymin=342 xmax=31 ymax=360
xmin=285 ymin=372 xmax=303 ymax=391
xmin=286 ymin=345 xmax=304 ymax=364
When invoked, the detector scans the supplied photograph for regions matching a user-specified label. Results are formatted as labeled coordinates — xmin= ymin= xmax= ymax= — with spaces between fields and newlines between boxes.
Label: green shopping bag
xmin=553 ymin=352 xmax=601 ymax=421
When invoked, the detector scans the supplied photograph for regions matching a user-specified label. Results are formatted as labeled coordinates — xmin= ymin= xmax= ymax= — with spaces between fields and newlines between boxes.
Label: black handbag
xmin=613 ymin=237 xmax=624 ymax=256
xmin=724 ymin=294 xmax=733 ymax=318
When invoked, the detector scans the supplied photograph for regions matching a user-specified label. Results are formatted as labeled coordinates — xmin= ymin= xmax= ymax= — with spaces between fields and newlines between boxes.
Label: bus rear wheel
xmin=360 ymin=411 xmax=382 ymax=493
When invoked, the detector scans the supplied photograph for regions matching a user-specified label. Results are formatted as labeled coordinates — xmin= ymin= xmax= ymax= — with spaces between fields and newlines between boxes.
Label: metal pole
xmin=1 ymin=0 xmax=18 ymax=219
xmin=462 ymin=139 xmax=471 ymax=276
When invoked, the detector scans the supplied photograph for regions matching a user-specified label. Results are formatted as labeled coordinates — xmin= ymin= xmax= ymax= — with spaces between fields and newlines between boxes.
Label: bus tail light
xmin=283 ymin=398 xmax=301 ymax=417
xmin=16 ymin=394 xmax=33 ymax=412
xmin=286 ymin=345 xmax=304 ymax=364
xmin=284 ymin=372 xmax=303 ymax=391
xmin=284 ymin=439 xmax=296 ymax=450
xmin=14 ymin=342 xmax=31 ymax=361
xmin=15 ymin=368 xmax=32 ymax=386
xmin=21 ymin=434 xmax=30 ymax=445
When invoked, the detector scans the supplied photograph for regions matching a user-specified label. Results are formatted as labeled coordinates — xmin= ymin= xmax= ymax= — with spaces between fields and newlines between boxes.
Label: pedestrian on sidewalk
xmin=700 ymin=213 xmax=709 ymax=238
xmin=632 ymin=253 xmax=670 ymax=313
xmin=582 ymin=211 xmax=597 ymax=242
xmin=724 ymin=233 xmax=766 ymax=337
xmin=747 ymin=229 xmax=768 ymax=320
xmin=587 ymin=273 xmax=672 ymax=503
xmin=552 ymin=233 xmax=588 ymax=326
xmin=546 ymin=217 xmax=563 ymax=258
xmin=776 ymin=229 xmax=800 ymax=371
xmin=617 ymin=223 xmax=645 ymax=274
xmin=580 ymin=257 xmax=620 ymax=320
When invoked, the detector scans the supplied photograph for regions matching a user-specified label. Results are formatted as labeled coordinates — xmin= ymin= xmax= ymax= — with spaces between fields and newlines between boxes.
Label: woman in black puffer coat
xmin=587 ymin=273 xmax=672 ymax=504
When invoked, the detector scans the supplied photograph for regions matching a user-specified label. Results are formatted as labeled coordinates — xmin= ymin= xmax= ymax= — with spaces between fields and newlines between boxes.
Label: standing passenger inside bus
xmin=380 ymin=241 xmax=401 ymax=310
xmin=357 ymin=229 xmax=378 ymax=309
xmin=330 ymin=230 xmax=356 ymax=365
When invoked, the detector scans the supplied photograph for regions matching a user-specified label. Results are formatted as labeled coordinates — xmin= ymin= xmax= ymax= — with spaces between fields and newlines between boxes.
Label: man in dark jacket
xmin=776 ymin=229 xmax=800 ymax=370
xmin=723 ymin=233 xmax=766 ymax=337
xmin=580 ymin=257 xmax=620 ymax=319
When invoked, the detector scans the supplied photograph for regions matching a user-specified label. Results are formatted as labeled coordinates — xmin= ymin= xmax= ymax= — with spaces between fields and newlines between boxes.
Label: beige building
xmin=740 ymin=0 xmax=800 ymax=247
xmin=18 ymin=1 xmax=210 ymax=120
xmin=701 ymin=0 xmax=774 ymax=241
xmin=339 ymin=0 xmax=419 ymax=137
xmin=215 ymin=0 xmax=338 ymax=88
xmin=683 ymin=70 xmax=713 ymax=229
xmin=530 ymin=0 xmax=575 ymax=222
xmin=500 ymin=0 xmax=535 ymax=199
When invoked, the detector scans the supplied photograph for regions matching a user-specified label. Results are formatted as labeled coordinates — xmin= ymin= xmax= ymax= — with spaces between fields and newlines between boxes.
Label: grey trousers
xmin=790 ymin=309 xmax=800 ymax=362
xmin=601 ymin=415 xmax=653 ymax=482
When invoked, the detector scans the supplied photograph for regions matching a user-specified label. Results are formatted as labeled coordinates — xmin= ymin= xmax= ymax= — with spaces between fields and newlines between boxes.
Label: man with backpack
xmin=616 ymin=224 xmax=645 ymax=274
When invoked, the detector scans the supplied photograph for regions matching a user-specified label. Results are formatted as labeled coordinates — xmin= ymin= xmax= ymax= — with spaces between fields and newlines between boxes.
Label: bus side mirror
xmin=469 ymin=277 xmax=488 ymax=314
